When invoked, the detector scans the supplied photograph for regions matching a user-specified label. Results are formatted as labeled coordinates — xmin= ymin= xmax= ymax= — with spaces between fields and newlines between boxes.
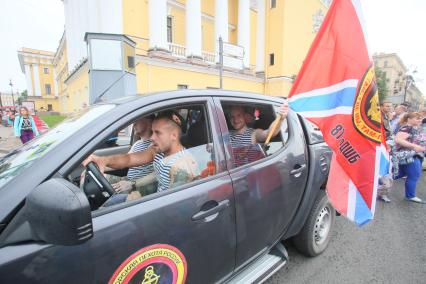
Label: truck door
xmin=214 ymin=98 xmax=308 ymax=267
xmin=0 ymin=98 xmax=236 ymax=284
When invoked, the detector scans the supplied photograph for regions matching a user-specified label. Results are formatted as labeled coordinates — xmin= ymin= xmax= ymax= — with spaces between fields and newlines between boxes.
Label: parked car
xmin=0 ymin=90 xmax=334 ymax=283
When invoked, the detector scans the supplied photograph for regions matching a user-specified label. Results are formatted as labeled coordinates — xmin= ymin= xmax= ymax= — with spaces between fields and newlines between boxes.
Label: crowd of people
xmin=379 ymin=101 xmax=426 ymax=204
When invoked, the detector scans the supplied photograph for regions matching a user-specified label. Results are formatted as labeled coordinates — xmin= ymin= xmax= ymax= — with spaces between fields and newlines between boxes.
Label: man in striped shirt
xmin=229 ymin=102 xmax=289 ymax=167
xmin=83 ymin=111 xmax=199 ymax=202
xmin=111 ymin=116 xmax=155 ymax=192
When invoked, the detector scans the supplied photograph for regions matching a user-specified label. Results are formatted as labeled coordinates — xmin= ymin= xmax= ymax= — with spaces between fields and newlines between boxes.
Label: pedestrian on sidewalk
xmin=13 ymin=107 xmax=39 ymax=144
xmin=393 ymin=112 xmax=426 ymax=203
xmin=378 ymin=100 xmax=394 ymax=203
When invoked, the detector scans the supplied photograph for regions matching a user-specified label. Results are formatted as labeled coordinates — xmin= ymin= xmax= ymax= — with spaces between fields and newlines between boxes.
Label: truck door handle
xmin=290 ymin=164 xmax=306 ymax=177
xmin=192 ymin=199 xmax=230 ymax=221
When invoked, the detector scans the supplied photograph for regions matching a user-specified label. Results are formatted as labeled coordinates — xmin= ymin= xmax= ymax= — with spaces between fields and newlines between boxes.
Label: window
xmin=90 ymin=39 xmax=122 ymax=70
xmin=384 ymin=60 xmax=388 ymax=67
xmin=167 ymin=16 xmax=173 ymax=43
xmin=177 ymin=84 xmax=188 ymax=89
xmin=44 ymin=67 xmax=49 ymax=74
xmin=269 ymin=53 xmax=275 ymax=66
xmin=127 ymin=56 xmax=135 ymax=69
xmin=271 ymin=0 xmax=276 ymax=8
xmin=45 ymin=84 xmax=51 ymax=95
xmin=47 ymin=104 xmax=52 ymax=111
xmin=76 ymin=104 xmax=217 ymax=211
xmin=220 ymin=101 xmax=287 ymax=169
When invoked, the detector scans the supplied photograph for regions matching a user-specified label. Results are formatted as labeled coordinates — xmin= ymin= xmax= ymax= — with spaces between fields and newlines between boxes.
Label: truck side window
xmin=221 ymin=102 xmax=287 ymax=169
xmin=79 ymin=103 xmax=219 ymax=211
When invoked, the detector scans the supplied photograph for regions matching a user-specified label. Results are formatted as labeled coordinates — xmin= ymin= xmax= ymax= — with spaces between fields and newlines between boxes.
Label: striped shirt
xmin=127 ymin=139 xmax=154 ymax=180
xmin=229 ymin=127 xmax=265 ymax=167
xmin=153 ymin=149 xmax=186 ymax=192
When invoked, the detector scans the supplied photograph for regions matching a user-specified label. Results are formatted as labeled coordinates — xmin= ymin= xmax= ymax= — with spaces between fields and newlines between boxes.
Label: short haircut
xmin=155 ymin=110 xmax=184 ymax=136
xmin=380 ymin=100 xmax=392 ymax=106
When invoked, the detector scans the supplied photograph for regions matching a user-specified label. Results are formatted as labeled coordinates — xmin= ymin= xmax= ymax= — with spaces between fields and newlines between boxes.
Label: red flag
xmin=288 ymin=0 xmax=389 ymax=225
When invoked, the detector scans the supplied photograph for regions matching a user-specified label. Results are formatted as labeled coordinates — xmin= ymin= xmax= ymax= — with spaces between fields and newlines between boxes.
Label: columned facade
xmin=215 ymin=0 xmax=229 ymax=56
xmin=238 ymin=0 xmax=250 ymax=68
xmin=32 ymin=64 xmax=42 ymax=97
xmin=185 ymin=0 xmax=202 ymax=58
xmin=149 ymin=0 xmax=169 ymax=51
xmin=256 ymin=0 xmax=265 ymax=73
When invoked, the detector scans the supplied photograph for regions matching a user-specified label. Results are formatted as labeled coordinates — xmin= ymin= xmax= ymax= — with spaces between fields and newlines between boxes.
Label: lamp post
xmin=402 ymin=75 xmax=411 ymax=104
xmin=9 ymin=79 xmax=15 ymax=107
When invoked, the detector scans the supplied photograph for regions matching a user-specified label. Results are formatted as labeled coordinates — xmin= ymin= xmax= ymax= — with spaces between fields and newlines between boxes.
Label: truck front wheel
xmin=293 ymin=190 xmax=335 ymax=257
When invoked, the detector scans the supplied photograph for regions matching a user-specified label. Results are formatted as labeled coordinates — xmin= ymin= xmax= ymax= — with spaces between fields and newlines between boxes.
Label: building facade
xmin=17 ymin=48 xmax=60 ymax=112
xmin=20 ymin=0 xmax=331 ymax=114
xmin=373 ymin=53 xmax=424 ymax=110
xmin=0 ymin=92 xmax=15 ymax=108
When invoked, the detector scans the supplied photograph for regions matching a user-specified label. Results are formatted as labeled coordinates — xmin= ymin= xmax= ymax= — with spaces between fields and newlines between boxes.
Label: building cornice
xmin=64 ymin=58 xmax=88 ymax=84
xmin=136 ymin=54 xmax=264 ymax=83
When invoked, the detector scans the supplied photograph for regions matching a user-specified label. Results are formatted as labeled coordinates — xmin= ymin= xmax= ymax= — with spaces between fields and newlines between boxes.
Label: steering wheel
xmin=83 ymin=162 xmax=115 ymax=210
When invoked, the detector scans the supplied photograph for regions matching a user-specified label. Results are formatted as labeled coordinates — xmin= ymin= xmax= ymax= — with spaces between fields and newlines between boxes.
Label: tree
xmin=375 ymin=66 xmax=389 ymax=102
xmin=17 ymin=90 xmax=28 ymax=106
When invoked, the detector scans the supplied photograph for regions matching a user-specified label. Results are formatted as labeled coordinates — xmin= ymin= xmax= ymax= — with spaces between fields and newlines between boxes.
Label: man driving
xmin=83 ymin=111 xmax=200 ymax=203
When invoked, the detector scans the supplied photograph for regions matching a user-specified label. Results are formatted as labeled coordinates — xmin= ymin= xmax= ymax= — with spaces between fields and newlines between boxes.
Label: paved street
xmin=267 ymin=177 xmax=426 ymax=284
xmin=0 ymin=125 xmax=21 ymax=155
xmin=1 ymin=125 xmax=426 ymax=283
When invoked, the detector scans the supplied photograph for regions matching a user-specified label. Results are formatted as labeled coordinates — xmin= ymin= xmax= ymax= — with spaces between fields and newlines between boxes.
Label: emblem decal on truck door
xmin=109 ymin=244 xmax=187 ymax=284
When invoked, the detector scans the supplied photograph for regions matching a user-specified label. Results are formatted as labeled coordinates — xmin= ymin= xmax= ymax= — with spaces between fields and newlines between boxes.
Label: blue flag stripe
xmin=354 ymin=190 xmax=373 ymax=226
xmin=290 ymin=87 xmax=357 ymax=112
xmin=379 ymin=152 xmax=390 ymax=176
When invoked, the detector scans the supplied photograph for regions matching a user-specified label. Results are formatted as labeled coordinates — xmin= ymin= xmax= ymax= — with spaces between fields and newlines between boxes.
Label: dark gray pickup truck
xmin=0 ymin=90 xmax=333 ymax=284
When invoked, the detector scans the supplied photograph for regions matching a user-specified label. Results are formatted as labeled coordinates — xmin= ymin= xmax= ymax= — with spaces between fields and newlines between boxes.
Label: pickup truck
xmin=0 ymin=90 xmax=333 ymax=283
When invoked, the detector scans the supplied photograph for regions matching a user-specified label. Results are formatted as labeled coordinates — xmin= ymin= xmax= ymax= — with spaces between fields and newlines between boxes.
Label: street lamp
xmin=9 ymin=79 xmax=15 ymax=107
xmin=402 ymin=75 xmax=413 ymax=104
xmin=402 ymin=68 xmax=417 ymax=107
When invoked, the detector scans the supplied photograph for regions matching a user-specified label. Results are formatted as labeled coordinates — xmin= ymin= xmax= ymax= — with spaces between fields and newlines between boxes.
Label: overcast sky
xmin=0 ymin=0 xmax=425 ymax=95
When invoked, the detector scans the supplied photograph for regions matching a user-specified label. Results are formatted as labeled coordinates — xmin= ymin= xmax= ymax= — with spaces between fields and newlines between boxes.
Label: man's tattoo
xmin=171 ymin=169 xmax=191 ymax=187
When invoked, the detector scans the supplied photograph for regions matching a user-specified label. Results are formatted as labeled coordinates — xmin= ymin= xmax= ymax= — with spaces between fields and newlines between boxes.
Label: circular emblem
xmin=352 ymin=66 xmax=382 ymax=143
xmin=109 ymin=244 xmax=187 ymax=284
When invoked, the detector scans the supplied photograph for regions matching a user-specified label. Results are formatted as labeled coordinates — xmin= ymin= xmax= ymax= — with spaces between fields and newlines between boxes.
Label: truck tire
xmin=293 ymin=190 xmax=335 ymax=257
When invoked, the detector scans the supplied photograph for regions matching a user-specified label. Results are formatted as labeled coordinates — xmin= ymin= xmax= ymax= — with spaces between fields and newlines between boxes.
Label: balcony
xmin=168 ymin=42 xmax=216 ymax=65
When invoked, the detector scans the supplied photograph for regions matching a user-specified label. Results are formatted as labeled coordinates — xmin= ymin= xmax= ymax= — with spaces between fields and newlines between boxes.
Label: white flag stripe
xmin=297 ymin=106 xmax=353 ymax=118
xmin=347 ymin=180 xmax=357 ymax=221
xmin=288 ymin=79 xmax=358 ymax=102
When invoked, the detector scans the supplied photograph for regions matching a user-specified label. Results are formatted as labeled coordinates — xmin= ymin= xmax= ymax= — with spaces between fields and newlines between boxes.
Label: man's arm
xmin=82 ymin=148 xmax=156 ymax=173
xmin=253 ymin=102 xmax=289 ymax=143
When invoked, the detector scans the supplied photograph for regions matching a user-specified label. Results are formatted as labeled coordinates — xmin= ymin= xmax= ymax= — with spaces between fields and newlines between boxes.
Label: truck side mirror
xmin=25 ymin=178 xmax=93 ymax=246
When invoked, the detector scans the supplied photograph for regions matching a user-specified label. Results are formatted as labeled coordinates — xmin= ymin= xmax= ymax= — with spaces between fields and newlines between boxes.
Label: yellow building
xmin=17 ymin=48 xmax=60 ymax=112
xmin=21 ymin=0 xmax=331 ymax=114
xmin=373 ymin=52 xmax=424 ymax=110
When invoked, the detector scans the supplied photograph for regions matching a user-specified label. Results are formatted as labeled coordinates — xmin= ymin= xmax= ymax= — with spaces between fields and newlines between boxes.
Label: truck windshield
xmin=0 ymin=104 xmax=115 ymax=188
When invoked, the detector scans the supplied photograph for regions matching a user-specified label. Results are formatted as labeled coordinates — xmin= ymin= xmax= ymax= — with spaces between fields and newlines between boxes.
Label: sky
xmin=0 ymin=0 xmax=425 ymax=95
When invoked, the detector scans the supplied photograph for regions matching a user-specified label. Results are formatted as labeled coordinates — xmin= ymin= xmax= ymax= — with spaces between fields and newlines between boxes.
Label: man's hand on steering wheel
xmin=82 ymin=154 xmax=107 ymax=173
xmin=85 ymin=161 xmax=115 ymax=196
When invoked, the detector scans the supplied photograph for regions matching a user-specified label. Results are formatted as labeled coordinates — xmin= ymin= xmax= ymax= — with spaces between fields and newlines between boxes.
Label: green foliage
xmin=39 ymin=115 xmax=67 ymax=127
xmin=375 ymin=66 xmax=389 ymax=102
xmin=17 ymin=90 xmax=28 ymax=106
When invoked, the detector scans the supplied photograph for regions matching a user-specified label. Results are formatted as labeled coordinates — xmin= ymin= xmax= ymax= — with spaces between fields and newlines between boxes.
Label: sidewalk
xmin=0 ymin=125 xmax=22 ymax=155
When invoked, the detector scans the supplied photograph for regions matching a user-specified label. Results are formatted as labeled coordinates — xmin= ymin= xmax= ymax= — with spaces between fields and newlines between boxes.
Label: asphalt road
xmin=266 ymin=175 xmax=426 ymax=284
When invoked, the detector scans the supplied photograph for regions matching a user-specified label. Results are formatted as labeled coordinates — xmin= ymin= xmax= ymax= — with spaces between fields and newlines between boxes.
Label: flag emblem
xmin=353 ymin=66 xmax=381 ymax=143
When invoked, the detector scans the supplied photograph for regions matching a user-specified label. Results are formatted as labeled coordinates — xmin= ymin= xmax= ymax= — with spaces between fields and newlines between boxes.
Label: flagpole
xmin=265 ymin=115 xmax=282 ymax=145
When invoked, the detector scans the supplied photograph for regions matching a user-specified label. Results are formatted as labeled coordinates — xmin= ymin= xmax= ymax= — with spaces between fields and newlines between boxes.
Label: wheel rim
xmin=314 ymin=204 xmax=332 ymax=246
